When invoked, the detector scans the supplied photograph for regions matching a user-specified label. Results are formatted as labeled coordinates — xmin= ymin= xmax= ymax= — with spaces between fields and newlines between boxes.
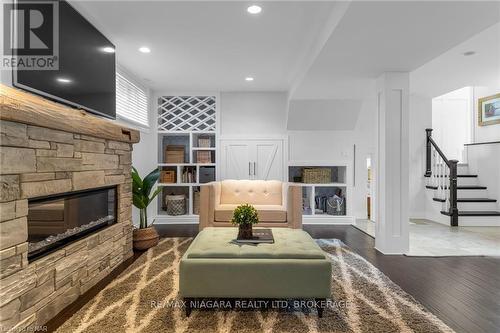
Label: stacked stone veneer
xmin=0 ymin=120 xmax=135 ymax=332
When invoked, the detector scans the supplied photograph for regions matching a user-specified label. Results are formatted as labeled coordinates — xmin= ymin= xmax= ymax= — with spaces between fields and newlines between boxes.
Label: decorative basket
xmin=196 ymin=151 xmax=212 ymax=164
xmin=160 ymin=170 xmax=175 ymax=183
xmin=326 ymin=196 xmax=345 ymax=216
xmin=133 ymin=227 xmax=159 ymax=251
xmin=302 ymin=168 xmax=332 ymax=184
xmin=165 ymin=194 xmax=186 ymax=215
xmin=165 ymin=145 xmax=185 ymax=163
xmin=198 ymin=137 xmax=211 ymax=148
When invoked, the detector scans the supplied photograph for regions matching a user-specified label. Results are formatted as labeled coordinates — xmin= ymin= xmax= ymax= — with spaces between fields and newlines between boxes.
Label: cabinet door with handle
xmin=219 ymin=141 xmax=252 ymax=180
xmin=220 ymin=139 xmax=283 ymax=180
xmin=254 ymin=140 xmax=283 ymax=180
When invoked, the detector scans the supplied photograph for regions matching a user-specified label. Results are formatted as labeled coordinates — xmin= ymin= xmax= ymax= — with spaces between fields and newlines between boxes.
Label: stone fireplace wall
xmin=0 ymin=87 xmax=139 ymax=332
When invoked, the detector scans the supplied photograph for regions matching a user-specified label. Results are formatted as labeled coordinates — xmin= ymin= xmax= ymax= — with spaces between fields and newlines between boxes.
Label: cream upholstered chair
xmin=199 ymin=180 xmax=302 ymax=230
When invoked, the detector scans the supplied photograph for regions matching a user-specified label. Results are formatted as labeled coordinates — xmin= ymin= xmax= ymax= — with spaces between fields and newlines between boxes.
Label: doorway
xmin=366 ymin=156 xmax=372 ymax=220
xmin=353 ymin=156 xmax=376 ymax=237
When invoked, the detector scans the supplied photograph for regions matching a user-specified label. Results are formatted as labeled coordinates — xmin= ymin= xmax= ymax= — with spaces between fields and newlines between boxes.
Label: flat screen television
xmin=12 ymin=0 xmax=116 ymax=119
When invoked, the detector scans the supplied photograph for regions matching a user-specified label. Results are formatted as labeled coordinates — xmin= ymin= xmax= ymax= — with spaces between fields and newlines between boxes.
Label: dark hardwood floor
xmin=47 ymin=224 xmax=500 ymax=333
xmin=304 ymin=225 xmax=500 ymax=333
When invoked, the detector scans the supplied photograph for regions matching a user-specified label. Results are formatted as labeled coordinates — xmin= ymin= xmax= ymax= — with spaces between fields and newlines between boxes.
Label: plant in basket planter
xmin=231 ymin=204 xmax=259 ymax=240
xmin=131 ymin=167 xmax=162 ymax=250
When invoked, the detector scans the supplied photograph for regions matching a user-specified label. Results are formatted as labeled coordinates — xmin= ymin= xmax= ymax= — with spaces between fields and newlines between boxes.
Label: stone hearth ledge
xmin=0 ymin=84 xmax=140 ymax=332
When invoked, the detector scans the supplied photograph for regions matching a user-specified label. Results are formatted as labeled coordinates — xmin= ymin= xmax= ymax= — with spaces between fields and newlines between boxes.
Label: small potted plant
xmin=131 ymin=167 xmax=162 ymax=250
xmin=231 ymin=204 xmax=259 ymax=239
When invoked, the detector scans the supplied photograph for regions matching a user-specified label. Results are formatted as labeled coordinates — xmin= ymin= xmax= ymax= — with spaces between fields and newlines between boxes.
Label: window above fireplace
xmin=27 ymin=186 xmax=117 ymax=261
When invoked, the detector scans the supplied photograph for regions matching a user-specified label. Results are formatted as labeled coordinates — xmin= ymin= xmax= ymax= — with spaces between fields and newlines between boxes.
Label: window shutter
xmin=116 ymin=71 xmax=149 ymax=127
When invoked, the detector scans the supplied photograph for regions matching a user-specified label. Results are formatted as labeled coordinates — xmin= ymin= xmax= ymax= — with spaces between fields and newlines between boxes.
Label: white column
xmin=374 ymin=72 xmax=410 ymax=254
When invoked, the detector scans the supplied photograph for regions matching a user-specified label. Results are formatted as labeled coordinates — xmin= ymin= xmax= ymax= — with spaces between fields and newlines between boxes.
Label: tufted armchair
xmin=199 ymin=180 xmax=302 ymax=231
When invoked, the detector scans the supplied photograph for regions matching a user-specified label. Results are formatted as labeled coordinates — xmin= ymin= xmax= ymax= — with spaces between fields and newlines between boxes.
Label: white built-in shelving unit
xmin=288 ymin=162 xmax=354 ymax=224
xmin=157 ymin=96 xmax=218 ymax=222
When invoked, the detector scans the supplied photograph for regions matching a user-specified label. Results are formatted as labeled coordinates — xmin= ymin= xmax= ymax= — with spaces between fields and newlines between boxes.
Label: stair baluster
xmin=449 ymin=160 xmax=459 ymax=227
xmin=425 ymin=128 xmax=459 ymax=226
xmin=444 ymin=173 xmax=450 ymax=211
xmin=432 ymin=150 xmax=437 ymax=187
xmin=425 ymin=128 xmax=432 ymax=177
xmin=439 ymin=156 xmax=444 ymax=199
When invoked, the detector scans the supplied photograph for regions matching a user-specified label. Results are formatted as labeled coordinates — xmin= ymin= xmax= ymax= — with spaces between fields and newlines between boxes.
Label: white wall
xmin=288 ymin=131 xmax=353 ymax=162
xmin=432 ymin=87 xmax=472 ymax=162
xmin=473 ymin=86 xmax=500 ymax=143
xmin=287 ymin=98 xmax=376 ymax=219
xmin=220 ymin=92 xmax=288 ymax=136
xmin=287 ymin=99 xmax=362 ymax=130
xmin=352 ymin=98 xmax=376 ymax=219
xmin=408 ymin=93 xmax=431 ymax=218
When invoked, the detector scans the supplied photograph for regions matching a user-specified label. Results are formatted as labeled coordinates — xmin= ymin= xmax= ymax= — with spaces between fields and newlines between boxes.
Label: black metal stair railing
xmin=425 ymin=129 xmax=459 ymax=226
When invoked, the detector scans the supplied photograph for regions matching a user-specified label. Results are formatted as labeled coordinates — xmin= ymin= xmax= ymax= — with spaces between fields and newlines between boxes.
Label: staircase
xmin=424 ymin=129 xmax=500 ymax=226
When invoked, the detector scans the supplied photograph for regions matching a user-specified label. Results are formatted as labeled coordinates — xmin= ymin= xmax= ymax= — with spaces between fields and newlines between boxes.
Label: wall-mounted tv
xmin=12 ymin=0 xmax=116 ymax=119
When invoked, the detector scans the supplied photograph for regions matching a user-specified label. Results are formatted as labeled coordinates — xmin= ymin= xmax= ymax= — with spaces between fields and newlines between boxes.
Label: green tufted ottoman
xmin=179 ymin=227 xmax=332 ymax=317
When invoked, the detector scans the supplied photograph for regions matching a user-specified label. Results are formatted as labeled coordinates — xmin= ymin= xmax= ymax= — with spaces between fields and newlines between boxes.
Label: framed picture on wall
xmin=478 ymin=93 xmax=500 ymax=126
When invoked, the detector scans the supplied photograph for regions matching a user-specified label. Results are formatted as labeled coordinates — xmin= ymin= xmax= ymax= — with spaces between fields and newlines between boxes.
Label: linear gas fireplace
xmin=27 ymin=186 xmax=117 ymax=261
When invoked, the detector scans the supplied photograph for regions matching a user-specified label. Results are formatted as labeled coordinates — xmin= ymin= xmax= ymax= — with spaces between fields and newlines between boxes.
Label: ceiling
xmin=292 ymin=1 xmax=500 ymax=99
xmin=70 ymin=1 xmax=500 ymax=100
xmin=70 ymin=1 xmax=335 ymax=92
xmin=411 ymin=23 xmax=500 ymax=99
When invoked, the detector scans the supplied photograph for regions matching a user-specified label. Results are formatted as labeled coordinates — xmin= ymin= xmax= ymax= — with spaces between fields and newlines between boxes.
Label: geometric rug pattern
xmin=55 ymin=238 xmax=455 ymax=333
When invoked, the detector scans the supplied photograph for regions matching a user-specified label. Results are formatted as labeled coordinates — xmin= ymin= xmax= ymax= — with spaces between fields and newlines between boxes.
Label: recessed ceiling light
xmin=245 ymin=77 xmax=254 ymax=82
xmin=102 ymin=47 xmax=115 ymax=53
xmin=139 ymin=46 xmax=151 ymax=53
xmin=247 ymin=5 xmax=262 ymax=14
xmin=56 ymin=77 xmax=72 ymax=83
xmin=462 ymin=51 xmax=476 ymax=56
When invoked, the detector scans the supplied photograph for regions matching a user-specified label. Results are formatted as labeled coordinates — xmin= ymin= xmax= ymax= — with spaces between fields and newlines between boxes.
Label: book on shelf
xmin=182 ymin=169 xmax=196 ymax=183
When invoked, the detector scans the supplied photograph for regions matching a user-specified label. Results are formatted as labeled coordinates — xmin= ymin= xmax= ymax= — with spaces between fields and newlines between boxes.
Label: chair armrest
xmin=287 ymin=185 xmax=302 ymax=229
xmin=199 ymin=182 xmax=218 ymax=231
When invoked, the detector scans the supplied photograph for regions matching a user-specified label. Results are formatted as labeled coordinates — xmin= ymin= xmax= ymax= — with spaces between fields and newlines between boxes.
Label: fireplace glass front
xmin=27 ymin=186 xmax=117 ymax=261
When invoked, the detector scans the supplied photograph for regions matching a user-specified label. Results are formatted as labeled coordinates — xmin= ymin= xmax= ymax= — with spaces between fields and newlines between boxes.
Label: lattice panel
xmin=158 ymin=96 xmax=216 ymax=132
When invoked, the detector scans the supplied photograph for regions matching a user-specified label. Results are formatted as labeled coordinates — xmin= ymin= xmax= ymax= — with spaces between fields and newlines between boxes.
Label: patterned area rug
xmin=55 ymin=238 xmax=454 ymax=333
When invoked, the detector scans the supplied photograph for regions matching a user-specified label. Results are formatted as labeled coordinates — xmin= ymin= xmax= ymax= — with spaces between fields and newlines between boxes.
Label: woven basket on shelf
xmin=302 ymin=168 xmax=332 ymax=184
xmin=160 ymin=170 xmax=175 ymax=183
xmin=164 ymin=145 xmax=185 ymax=163
xmin=165 ymin=194 xmax=186 ymax=215
xmin=196 ymin=151 xmax=212 ymax=164
xmin=197 ymin=137 xmax=211 ymax=148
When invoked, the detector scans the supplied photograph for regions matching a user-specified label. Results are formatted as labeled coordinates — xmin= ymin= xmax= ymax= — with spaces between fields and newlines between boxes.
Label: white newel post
xmin=374 ymin=72 xmax=410 ymax=254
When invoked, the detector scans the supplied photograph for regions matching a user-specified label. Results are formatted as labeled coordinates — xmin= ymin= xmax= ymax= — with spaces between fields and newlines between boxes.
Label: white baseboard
xmin=154 ymin=216 xmax=199 ymax=224
xmin=409 ymin=211 xmax=426 ymax=219
xmin=303 ymin=216 xmax=355 ymax=225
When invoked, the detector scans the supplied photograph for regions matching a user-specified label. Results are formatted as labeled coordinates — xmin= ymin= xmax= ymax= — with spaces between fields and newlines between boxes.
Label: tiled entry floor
xmin=353 ymin=219 xmax=500 ymax=256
